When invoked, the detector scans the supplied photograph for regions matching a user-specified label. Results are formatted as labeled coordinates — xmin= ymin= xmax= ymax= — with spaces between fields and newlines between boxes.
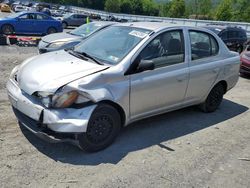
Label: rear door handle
xmin=177 ymin=75 xmax=187 ymax=82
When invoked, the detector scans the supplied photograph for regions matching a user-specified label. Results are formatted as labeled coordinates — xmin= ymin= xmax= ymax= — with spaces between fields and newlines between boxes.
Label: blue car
xmin=0 ymin=12 xmax=63 ymax=35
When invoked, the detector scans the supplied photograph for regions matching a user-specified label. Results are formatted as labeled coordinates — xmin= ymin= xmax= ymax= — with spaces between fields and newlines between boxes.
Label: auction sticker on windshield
xmin=129 ymin=30 xmax=148 ymax=38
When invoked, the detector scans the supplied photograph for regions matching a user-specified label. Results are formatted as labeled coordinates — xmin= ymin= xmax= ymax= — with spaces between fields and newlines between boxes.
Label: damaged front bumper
xmin=6 ymin=78 xmax=97 ymax=143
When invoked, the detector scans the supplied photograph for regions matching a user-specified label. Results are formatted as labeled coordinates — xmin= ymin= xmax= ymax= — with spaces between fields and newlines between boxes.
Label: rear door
xmin=185 ymin=30 xmax=221 ymax=103
xmin=33 ymin=13 xmax=50 ymax=34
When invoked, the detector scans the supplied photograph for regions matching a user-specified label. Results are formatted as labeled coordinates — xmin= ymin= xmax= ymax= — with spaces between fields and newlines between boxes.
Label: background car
xmin=1 ymin=3 xmax=11 ymax=12
xmin=14 ymin=5 xmax=27 ymax=12
xmin=205 ymin=25 xmax=247 ymax=53
xmin=240 ymin=45 xmax=250 ymax=76
xmin=38 ymin=21 xmax=115 ymax=53
xmin=62 ymin=13 xmax=90 ymax=29
xmin=0 ymin=12 xmax=63 ymax=35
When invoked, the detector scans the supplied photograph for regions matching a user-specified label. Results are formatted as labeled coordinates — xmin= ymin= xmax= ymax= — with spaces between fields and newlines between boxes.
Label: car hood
xmin=0 ymin=17 xmax=12 ymax=22
xmin=42 ymin=32 xmax=81 ymax=43
xmin=17 ymin=50 xmax=109 ymax=95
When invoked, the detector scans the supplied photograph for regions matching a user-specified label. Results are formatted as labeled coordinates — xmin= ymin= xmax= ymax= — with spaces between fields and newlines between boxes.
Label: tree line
xmin=43 ymin=0 xmax=250 ymax=22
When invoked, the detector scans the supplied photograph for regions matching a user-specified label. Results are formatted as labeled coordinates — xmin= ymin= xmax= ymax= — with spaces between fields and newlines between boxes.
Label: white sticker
xmin=129 ymin=30 xmax=147 ymax=38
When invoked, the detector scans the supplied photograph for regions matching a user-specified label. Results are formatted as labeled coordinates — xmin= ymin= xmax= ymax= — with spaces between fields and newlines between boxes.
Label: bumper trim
xmin=13 ymin=107 xmax=80 ymax=146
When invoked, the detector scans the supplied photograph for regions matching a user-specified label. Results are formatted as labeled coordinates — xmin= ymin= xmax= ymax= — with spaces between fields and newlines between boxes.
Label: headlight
xmin=48 ymin=41 xmax=67 ymax=48
xmin=38 ymin=90 xmax=90 ymax=109
xmin=52 ymin=91 xmax=79 ymax=108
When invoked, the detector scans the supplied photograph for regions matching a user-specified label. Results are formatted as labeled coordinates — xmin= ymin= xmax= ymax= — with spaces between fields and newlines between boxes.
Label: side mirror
xmin=124 ymin=56 xmax=155 ymax=75
xmin=137 ymin=60 xmax=155 ymax=73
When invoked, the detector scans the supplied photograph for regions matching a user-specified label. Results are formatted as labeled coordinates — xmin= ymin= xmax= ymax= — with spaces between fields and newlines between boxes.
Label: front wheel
xmin=78 ymin=104 xmax=121 ymax=152
xmin=2 ymin=24 xmax=14 ymax=35
xmin=200 ymin=83 xmax=225 ymax=113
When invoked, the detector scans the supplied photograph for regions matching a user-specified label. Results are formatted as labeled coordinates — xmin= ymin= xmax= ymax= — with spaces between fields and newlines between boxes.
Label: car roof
xmin=115 ymin=22 xmax=200 ymax=32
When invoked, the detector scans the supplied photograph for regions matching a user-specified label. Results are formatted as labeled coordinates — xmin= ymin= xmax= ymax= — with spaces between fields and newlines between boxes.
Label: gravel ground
xmin=1 ymin=12 xmax=250 ymax=188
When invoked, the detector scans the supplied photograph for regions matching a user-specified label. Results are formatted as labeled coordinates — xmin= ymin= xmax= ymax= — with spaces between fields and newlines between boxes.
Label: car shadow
xmin=20 ymin=99 xmax=248 ymax=165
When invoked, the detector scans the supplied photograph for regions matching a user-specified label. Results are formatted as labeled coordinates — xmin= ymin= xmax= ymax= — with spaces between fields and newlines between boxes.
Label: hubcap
xmin=4 ymin=26 xmax=12 ymax=34
xmin=87 ymin=115 xmax=113 ymax=144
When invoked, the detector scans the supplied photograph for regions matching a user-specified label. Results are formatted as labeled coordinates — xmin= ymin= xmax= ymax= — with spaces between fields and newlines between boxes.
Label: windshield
xmin=73 ymin=26 xmax=151 ymax=65
xmin=70 ymin=22 xmax=106 ymax=37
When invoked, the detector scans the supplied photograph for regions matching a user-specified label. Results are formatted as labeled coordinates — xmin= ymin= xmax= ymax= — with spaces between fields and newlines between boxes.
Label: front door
xmin=16 ymin=13 xmax=33 ymax=33
xmin=129 ymin=30 xmax=189 ymax=120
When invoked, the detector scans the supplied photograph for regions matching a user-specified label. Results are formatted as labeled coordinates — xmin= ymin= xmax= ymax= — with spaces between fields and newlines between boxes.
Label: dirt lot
xmin=1 ymin=12 xmax=250 ymax=188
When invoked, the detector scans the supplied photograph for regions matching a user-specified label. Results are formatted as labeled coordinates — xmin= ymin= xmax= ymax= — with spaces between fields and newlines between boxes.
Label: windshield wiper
xmin=68 ymin=50 xmax=104 ymax=65
xmin=80 ymin=51 xmax=104 ymax=65
xmin=68 ymin=50 xmax=88 ymax=61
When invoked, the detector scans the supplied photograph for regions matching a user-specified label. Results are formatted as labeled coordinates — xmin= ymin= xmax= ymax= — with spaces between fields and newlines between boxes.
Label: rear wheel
xmin=78 ymin=104 xmax=121 ymax=152
xmin=47 ymin=27 xmax=57 ymax=34
xmin=200 ymin=83 xmax=225 ymax=113
xmin=2 ymin=24 xmax=14 ymax=35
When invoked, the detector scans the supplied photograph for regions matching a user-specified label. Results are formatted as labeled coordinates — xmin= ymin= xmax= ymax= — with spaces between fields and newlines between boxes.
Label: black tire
xmin=2 ymin=24 xmax=14 ymax=35
xmin=78 ymin=104 xmax=121 ymax=152
xmin=47 ymin=27 xmax=57 ymax=34
xmin=62 ymin=22 xmax=67 ymax=29
xmin=200 ymin=83 xmax=225 ymax=113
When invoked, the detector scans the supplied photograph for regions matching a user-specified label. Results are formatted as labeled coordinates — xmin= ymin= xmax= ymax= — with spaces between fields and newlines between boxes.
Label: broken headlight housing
xmin=38 ymin=90 xmax=83 ymax=109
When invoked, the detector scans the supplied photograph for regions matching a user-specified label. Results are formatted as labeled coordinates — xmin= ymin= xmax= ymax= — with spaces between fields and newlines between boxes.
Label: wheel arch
xmin=98 ymin=100 xmax=126 ymax=127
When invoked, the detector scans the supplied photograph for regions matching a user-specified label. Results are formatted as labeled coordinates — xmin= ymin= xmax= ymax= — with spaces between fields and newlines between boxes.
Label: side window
xmin=19 ymin=14 xmax=29 ymax=20
xmin=29 ymin=14 xmax=36 ymax=20
xmin=77 ymin=15 xmax=87 ymax=19
xmin=37 ymin=14 xmax=49 ymax=20
xmin=140 ymin=30 xmax=185 ymax=68
xmin=189 ymin=31 xmax=219 ymax=60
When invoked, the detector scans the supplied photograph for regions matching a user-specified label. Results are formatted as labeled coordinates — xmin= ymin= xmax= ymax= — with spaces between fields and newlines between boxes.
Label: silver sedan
xmin=38 ymin=21 xmax=115 ymax=54
xmin=7 ymin=22 xmax=240 ymax=152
